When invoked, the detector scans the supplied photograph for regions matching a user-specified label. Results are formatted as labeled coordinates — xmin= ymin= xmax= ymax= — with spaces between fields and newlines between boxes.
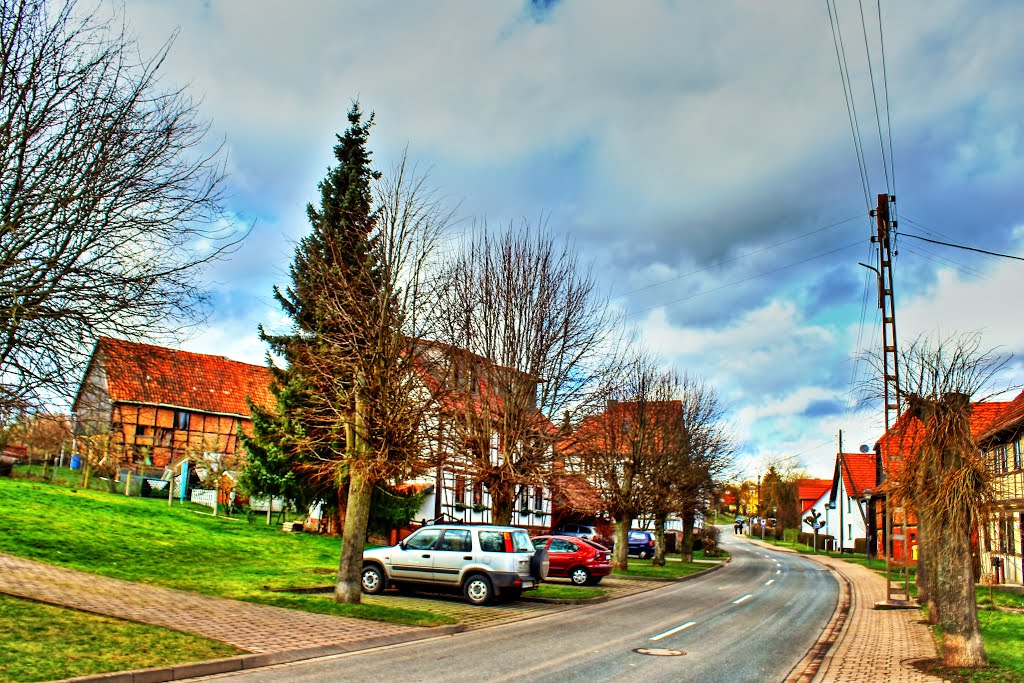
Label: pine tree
xmin=240 ymin=101 xmax=383 ymax=570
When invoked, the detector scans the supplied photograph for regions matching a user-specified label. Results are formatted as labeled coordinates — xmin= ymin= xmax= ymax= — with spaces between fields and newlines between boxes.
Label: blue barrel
xmin=70 ymin=454 xmax=81 ymax=469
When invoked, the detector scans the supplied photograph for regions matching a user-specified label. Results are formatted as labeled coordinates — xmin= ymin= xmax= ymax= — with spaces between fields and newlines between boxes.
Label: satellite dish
xmin=859 ymin=444 xmax=870 ymax=453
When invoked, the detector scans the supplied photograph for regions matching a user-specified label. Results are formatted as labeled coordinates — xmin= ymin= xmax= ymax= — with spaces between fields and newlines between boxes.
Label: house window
xmin=999 ymin=446 xmax=1008 ymax=474
xmin=847 ymin=496 xmax=851 ymax=514
xmin=472 ymin=481 xmax=483 ymax=506
xmin=454 ymin=476 xmax=465 ymax=505
xmin=533 ymin=487 xmax=544 ymax=509
xmin=174 ymin=410 xmax=190 ymax=430
xmin=1014 ymin=439 xmax=1023 ymax=471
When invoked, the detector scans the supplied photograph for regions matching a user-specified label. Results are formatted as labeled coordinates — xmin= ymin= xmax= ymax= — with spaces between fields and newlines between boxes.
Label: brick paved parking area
xmin=361 ymin=574 xmax=671 ymax=630
xmin=0 ymin=553 xmax=424 ymax=654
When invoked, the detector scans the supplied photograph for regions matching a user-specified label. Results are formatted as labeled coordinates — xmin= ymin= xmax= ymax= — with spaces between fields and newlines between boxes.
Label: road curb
xmin=54 ymin=624 xmax=466 ymax=683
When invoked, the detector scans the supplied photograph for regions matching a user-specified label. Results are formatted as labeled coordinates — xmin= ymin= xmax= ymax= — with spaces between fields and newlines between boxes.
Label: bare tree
xmin=0 ymin=0 xmax=236 ymax=412
xmin=569 ymin=354 xmax=681 ymax=570
xmin=867 ymin=331 xmax=1009 ymax=668
xmin=432 ymin=224 xmax=625 ymax=525
xmin=645 ymin=373 xmax=736 ymax=564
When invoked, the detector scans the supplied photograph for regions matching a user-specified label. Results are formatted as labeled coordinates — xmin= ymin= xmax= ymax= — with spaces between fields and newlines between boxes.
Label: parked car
xmin=531 ymin=535 xmax=611 ymax=586
xmin=608 ymin=530 xmax=657 ymax=559
xmin=628 ymin=530 xmax=656 ymax=558
xmin=553 ymin=523 xmax=600 ymax=541
xmin=360 ymin=524 xmax=549 ymax=605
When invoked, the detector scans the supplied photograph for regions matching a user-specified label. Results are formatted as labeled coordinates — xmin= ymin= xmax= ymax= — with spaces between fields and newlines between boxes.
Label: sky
xmin=112 ymin=0 xmax=1024 ymax=480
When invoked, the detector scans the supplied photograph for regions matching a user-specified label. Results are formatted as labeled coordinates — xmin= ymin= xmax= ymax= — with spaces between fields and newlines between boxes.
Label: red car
xmin=531 ymin=535 xmax=612 ymax=586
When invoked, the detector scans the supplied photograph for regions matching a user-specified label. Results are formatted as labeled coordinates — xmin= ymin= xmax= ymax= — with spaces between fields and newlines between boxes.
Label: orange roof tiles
xmin=97 ymin=337 xmax=274 ymax=418
xmin=798 ymin=478 xmax=832 ymax=514
xmin=875 ymin=399 xmax=1015 ymax=476
xmin=836 ymin=452 xmax=877 ymax=498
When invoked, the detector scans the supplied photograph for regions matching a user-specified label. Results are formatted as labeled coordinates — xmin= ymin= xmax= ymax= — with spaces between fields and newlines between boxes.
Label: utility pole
xmin=869 ymin=193 xmax=912 ymax=608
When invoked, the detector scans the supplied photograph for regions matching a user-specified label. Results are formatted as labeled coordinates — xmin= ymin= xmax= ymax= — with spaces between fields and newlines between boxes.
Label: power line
xmin=857 ymin=0 xmax=892 ymax=195
xmin=901 ymin=233 xmax=1024 ymax=262
xmin=620 ymin=215 xmax=863 ymax=297
xmin=826 ymin=0 xmax=872 ymax=210
xmin=876 ymin=0 xmax=896 ymax=228
xmin=626 ymin=240 xmax=863 ymax=319
xmin=901 ymin=246 xmax=988 ymax=279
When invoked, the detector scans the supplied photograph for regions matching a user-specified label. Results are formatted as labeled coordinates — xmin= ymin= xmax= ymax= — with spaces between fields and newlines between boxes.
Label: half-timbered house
xmin=73 ymin=338 xmax=274 ymax=468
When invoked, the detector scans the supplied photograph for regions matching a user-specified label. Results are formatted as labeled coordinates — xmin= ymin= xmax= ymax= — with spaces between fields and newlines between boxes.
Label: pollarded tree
xmin=869 ymin=331 xmax=1009 ymax=668
xmin=0 ymin=0 xmax=234 ymax=413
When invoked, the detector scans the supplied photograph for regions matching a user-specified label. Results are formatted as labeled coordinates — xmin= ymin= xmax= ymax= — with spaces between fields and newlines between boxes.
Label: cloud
xmin=104 ymin=0 xmax=1024 ymax=481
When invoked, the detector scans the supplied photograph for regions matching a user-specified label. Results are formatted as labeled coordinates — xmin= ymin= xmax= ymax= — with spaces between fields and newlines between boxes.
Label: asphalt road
xmin=198 ymin=531 xmax=838 ymax=683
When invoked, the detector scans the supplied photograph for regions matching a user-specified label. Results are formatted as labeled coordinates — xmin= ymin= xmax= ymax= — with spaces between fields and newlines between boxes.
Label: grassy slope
xmin=0 ymin=594 xmax=241 ymax=683
xmin=0 ymin=478 xmax=452 ymax=626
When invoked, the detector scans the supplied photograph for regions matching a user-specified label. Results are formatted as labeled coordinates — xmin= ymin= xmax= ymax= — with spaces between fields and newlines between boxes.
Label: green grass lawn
xmin=0 ymin=477 xmax=452 ymax=627
xmin=612 ymin=557 xmax=711 ymax=579
xmin=532 ymin=583 xmax=609 ymax=600
xmin=0 ymin=594 xmax=242 ymax=683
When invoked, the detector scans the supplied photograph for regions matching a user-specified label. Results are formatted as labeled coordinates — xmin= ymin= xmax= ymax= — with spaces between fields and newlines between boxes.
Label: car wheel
xmin=640 ymin=550 xmax=651 ymax=559
xmin=360 ymin=564 xmax=386 ymax=595
xmin=585 ymin=575 xmax=603 ymax=586
xmin=531 ymin=548 xmax=550 ymax=582
xmin=463 ymin=574 xmax=494 ymax=606
xmin=570 ymin=566 xmax=591 ymax=586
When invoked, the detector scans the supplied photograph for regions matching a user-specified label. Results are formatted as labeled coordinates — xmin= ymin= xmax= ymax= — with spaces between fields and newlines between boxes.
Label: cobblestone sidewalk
xmin=0 ymin=553 xmax=425 ymax=654
xmin=802 ymin=554 xmax=945 ymax=682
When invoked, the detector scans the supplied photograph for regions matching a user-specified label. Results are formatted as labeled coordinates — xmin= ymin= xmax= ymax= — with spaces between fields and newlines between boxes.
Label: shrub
xmin=697 ymin=525 xmax=722 ymax=557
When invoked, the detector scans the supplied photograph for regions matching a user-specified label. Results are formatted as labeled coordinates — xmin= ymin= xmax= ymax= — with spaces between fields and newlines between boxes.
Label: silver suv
xmin=360 ymin=524 xmax=549 ymax=605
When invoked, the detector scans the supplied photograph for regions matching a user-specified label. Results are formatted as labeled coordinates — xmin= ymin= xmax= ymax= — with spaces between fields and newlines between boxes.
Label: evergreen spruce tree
xmin=240 ymin=103 xmax=385 ymax=600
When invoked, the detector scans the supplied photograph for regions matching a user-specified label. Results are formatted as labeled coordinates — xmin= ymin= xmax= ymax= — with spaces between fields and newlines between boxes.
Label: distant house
xmin=797 ymin=478 xmax=832 ymax=535
xmin=823 ymin=452 xmax=877 ymax=552
xmin=73 ymin=338 xmax=274 ymax=468
xmin=976 ymin=392 xmax=1024 ymax=586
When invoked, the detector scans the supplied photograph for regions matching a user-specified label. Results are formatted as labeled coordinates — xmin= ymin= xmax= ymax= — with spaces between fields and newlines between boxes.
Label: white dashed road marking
xmin=650 ymin=621 xmax=696 ymax=641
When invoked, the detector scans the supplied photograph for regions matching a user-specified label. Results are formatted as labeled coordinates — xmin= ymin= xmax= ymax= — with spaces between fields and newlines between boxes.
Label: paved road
xmin=196 ymin=532 xmax=838 ymax=683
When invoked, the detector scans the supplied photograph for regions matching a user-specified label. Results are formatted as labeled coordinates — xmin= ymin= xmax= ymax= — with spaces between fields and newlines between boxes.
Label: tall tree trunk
xmin=916 ymin=512 xmax=940 ymax=624
xmin=652 ymin=512 xmax=667 ymax=567
xmin=680 ymin=508 xmax=696 ymax=562
xmin=335 ymin=464 xmax=373 ymax=604
xmin=612 ymin=516 xmax=631 ymax=570
xmin=935 ymin=506 xmax=987 ymax=667
xmin=489 ymin=482 xmax=515 ymax=526
xmin=336 ymin=387 xmax=373 ymax=605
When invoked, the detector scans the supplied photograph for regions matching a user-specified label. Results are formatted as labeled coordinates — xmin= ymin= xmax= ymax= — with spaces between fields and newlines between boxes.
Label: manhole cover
xmin=633 ymin=648 xmax=686 ymax=657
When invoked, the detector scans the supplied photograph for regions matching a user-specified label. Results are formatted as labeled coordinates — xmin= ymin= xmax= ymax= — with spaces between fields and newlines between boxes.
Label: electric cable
xmin=620 ymin=214 xmax=863 ymax=297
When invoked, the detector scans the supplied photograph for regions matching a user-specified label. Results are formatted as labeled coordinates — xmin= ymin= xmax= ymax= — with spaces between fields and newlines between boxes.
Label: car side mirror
xmin=398 ymin=540 xmax=407 ymax=550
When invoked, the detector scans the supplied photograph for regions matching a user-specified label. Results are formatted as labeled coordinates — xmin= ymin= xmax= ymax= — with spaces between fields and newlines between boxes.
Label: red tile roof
xmin=836 ymin=452 xmax=876 ymax=498
xmin=797 ymin=478 xmax=832 ymax=514
xmin=562 ymin=400 xmax=684 ymax=455
xmin=976 ymin=391 xmax=1024 ymax=443
xmin=96 ymin=338 xmax=274 ymax=418
xmin=875 ymin=399 xmax=1014 ymax=477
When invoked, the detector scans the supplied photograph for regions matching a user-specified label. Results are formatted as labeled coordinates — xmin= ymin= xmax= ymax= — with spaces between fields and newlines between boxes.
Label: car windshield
xmin=629 ymin=532 xmax=646 ymax=540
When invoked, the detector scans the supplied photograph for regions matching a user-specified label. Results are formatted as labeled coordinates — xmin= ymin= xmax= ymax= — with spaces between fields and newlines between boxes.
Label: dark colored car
xmin=627 ymin=530 xmax=656 ymax=559
xmin=531 ymin=535 xmax=612 ymax=586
